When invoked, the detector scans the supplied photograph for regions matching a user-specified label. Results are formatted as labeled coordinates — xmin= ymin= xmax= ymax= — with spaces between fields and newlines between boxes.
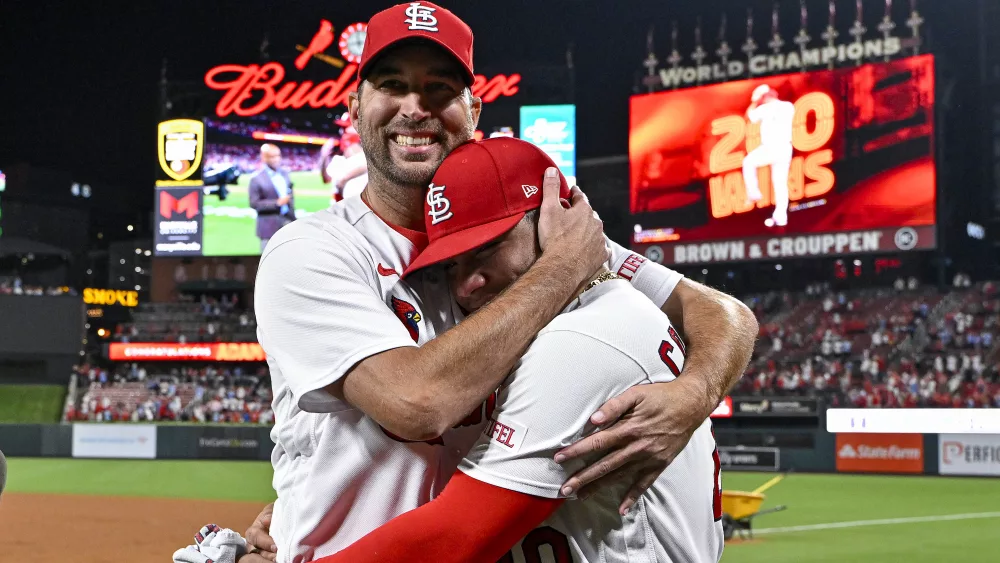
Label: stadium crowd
xmin=64 ymin=275 xmax=999 ymax=425
xmin=740 ymin=277 xmax=1000 ymax=408
xmin=65 ymin=362 xmax=273 ymax=424
xmin=204 ymin=143 xmax=320 ymax=174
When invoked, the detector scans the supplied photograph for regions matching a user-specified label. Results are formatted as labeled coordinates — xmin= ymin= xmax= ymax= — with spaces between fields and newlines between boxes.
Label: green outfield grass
xmin=721 ymin=472 xmax=1000 ymax=562
xmin=6 ymin=458 xmax=274 ymax=502
xmin=0 ymin=385 xmax=66 ymax=422
xmin=201 ymin=170 xmax=333 ymax=257
xmin=5 ymin=459 xmax=998 ymax=562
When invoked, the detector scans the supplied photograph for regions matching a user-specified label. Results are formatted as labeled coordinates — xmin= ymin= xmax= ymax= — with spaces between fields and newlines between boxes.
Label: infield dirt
xmin=0 ymin=492 xmax=262 ymax=562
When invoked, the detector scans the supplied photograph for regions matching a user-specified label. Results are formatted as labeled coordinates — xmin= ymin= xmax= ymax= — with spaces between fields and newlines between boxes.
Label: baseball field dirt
xmin=0 ymin=492 xmax=263 ymax=563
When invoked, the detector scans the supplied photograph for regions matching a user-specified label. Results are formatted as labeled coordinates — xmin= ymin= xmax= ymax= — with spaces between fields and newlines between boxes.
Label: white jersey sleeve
xmin=459 ymin=329 xmax=649 ymax=498
xmin=606 ymin=236 xmax=682 ymax=307
xmin=255 ymin=230 xmax=417 ymax=412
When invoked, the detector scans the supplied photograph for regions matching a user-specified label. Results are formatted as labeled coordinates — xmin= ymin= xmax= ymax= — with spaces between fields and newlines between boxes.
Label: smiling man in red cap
xmin=233 ymin=2 xmax=756 ymax=562
xmin=312 ymin=138 xmax=724 ymax=563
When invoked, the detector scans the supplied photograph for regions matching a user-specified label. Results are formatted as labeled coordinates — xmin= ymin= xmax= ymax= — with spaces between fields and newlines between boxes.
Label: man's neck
xmin=364 ymin=172 xmax=427 ymax=232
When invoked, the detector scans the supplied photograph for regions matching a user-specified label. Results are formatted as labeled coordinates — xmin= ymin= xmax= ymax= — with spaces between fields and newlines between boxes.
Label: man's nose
xmin=399 ymin=91 xmax=431 ymax=122
xmin=454 ymin=270 xmax=487 ymax=301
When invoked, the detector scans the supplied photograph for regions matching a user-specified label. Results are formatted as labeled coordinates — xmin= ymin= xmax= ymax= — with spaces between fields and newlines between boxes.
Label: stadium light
xmin=127 ymin=225 xmax=134 ymax=232
xmin=135 ymin=248 xmax=141 ymax=254
xmin=144 ymin=250 xmax=151 ymax=257
xmin=97 ymin=328 xmax=107 ymax=337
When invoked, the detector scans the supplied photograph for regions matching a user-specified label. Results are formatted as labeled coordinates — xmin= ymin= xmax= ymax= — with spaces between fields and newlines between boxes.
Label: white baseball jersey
xmin=325 ymin=152 xmax=368 ymax=200
xmin=748 ymin=100 xmax=795 ymax=147
xmin=255 ymin=196 xmax=684 ymax=563
xmin=460 ymin=279 xmax=724 ymax=563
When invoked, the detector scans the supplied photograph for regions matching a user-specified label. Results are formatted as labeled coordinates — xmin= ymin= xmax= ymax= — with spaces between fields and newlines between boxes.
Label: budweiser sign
xmin=204 ymin=20 xmax=521 ymax=118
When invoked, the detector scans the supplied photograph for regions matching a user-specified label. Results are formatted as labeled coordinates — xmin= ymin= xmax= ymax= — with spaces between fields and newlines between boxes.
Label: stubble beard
xmin=358 ymin=112 xmax=475 ymax=190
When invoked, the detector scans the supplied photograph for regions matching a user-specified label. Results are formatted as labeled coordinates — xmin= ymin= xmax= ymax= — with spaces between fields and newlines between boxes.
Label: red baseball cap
xmin=403 ymin=138 xmax=569 ymax=277
xmin=340 ymin=126 xmax=361 ymax=148
xmin=359 ymin=1 xmax=475 ymax=85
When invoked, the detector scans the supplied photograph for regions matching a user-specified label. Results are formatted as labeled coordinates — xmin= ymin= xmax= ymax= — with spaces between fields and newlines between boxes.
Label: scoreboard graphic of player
xmin=629 ymin=55 xmax=936 ymax=265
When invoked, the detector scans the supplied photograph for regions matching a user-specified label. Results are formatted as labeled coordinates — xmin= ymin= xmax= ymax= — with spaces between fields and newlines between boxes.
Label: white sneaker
xmin=765 ymin=218 xmax=788 ymax=228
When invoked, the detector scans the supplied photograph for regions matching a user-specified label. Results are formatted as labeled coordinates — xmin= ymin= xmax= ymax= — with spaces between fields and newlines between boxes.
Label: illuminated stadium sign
xmin=109 ymin=342 xmax=266 ymax=362
xmin=630 ymin=55 xmax=937 ymax=265
xmin=204 ymin=19 xmax=520 ymax=118
xmin=156 ymin=119 xmax=205 ymax=187
xmin=83 ymin=288 xmax=139 ymax=307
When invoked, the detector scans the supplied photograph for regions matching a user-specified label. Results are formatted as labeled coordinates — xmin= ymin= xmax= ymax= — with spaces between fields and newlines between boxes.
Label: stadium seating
xmin=65 ymin=363 xmax=273 ymax=424
xmin=73 ymin=280 xmax=998 ymax=424
xmin=740 ymin=280 xmax=1000 ymax=408
xmin=114 ymin=295 xmax=256 ymax=343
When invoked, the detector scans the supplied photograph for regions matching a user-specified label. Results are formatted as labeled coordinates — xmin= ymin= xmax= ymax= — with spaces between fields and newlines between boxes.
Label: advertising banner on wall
xmin=835 ymin=433 xmax=923 ymax=474
xmin=939 ymin=434 xmax=1000 ymax=477
xmin=72 ymin=424 xmax=157 ymax=459
xmin=718 ymin=446 xmax=780 ymax=471
xmin=195 ymin=427 xmax=263 ymax=460
xmin=155 ymin=186 xmax=204 ymax=256
xmin=108 ymin=342 xmax=265 ymax=362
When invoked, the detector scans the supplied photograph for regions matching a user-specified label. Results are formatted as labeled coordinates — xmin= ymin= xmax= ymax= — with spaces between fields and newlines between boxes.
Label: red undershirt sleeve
xmin=312 ymin=471 xmax=564 ymax=563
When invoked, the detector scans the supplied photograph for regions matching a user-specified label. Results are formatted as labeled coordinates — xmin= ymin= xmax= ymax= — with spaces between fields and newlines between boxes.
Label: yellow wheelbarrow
xmin=721 ymin=474 xmax=788 ymax=541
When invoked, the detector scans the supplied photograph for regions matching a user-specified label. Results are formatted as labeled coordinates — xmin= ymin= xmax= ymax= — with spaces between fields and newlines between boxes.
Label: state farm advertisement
xmin=939 ymin=434 xmax=1000 ymax=477
xmin=109 ymin=342 xmax=265 ymax=362
xmin=836 ymin=433 xmax=924 ymax=474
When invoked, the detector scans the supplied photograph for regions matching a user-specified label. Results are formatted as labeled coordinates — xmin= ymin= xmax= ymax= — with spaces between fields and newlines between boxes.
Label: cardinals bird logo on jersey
xmin=391 ymin=297 xmax=421 ymax=342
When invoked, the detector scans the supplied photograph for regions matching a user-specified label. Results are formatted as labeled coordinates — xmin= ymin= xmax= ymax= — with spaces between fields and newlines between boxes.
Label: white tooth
xmin=395 ymin=135 xmax=433 ymax=146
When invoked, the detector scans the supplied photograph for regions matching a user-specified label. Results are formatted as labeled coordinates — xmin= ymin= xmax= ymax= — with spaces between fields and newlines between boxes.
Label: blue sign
xmin=519 ymin=104 xmax=576 ymax=179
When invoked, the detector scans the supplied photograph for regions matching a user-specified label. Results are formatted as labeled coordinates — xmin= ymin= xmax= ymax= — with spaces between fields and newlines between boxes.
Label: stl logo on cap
xmin=427 ymin=183 xmax=453 ymax=225
xmin=404 ymin=2 xmax=439 ymax=32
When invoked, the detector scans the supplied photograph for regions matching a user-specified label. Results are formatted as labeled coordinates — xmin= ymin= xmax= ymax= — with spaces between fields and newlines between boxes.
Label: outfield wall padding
xmin=1 ymin=424 xmax=993 ymax=478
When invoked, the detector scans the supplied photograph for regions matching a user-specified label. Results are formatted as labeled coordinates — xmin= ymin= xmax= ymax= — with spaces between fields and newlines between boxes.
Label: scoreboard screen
xmin=629 ymin=55 xmax=936 ymax=265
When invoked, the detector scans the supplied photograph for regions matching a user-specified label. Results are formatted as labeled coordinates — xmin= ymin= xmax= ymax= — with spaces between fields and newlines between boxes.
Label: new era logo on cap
xmin=522 ymin=185 xmax=538 ymax=198
xmin=404 ymin=2 xmax=438 ymax=31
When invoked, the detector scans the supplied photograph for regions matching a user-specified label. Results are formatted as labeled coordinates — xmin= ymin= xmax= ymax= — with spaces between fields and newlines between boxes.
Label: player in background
xmin=742 ymin=84 xmax=796 ymax=228
xmin=319 ymin=115 xmax=369 ymax=202
xmin=316 ymin=138 xmax=724 ymax=563
xmin=237 ymin=3 xmax=756 ymax=562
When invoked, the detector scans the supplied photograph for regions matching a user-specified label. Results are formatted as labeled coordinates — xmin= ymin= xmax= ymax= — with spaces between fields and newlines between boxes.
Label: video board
xmin=629 ymin=55 xmax=936 ymax=265
xmin=155 ymin=116 xmax=351 ymax=257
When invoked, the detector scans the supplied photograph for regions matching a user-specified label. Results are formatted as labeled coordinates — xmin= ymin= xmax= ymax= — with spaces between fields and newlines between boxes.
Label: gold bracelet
xmin=583 ymin=271 xmax=622 ymax=293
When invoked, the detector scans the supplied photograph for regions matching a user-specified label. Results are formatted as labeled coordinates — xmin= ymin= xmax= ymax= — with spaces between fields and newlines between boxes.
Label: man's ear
xmin=349 ymin=91 xmax=361 ymax=127
xmin=470 ymin=95 xmax=483 ymax=129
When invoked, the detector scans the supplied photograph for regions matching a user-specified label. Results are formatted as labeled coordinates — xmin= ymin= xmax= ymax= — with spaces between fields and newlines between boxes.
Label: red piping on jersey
xmin=361 ymin=191 xmax=428 ymax=251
